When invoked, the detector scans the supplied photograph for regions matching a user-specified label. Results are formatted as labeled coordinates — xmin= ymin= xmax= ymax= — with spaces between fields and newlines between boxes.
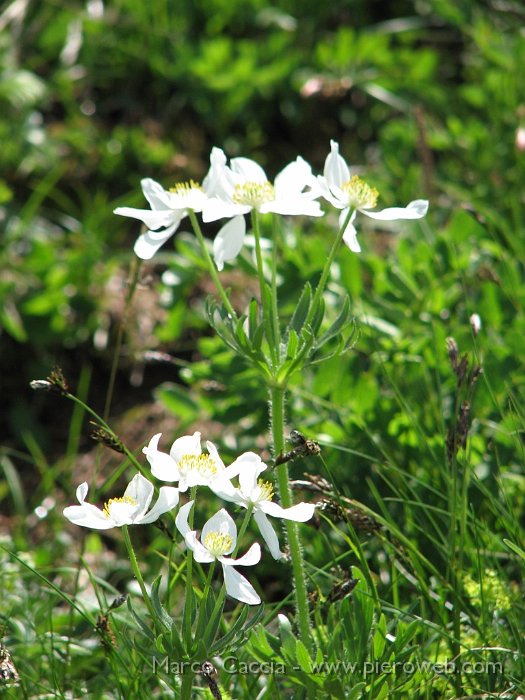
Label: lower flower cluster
xmin=63 ymin=432 xmax=316 ymax=605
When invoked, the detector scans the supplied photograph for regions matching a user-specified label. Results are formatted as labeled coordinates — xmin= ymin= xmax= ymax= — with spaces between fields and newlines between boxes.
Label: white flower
xmin=201 ymin=149 xmax=323 ymax=270
xmin=317 ymin=140 xmax=429 ymax=252
xmin=114 ymin=177 xmax=208 ymax=260
xmin=210 ymin=454 xmax=315 ymax=560
xmin=63 ymin=474 xmax=179 ymax=530
xmin=176 ymin=501 xmax=261 ymax=605
xmin=469 ymin=313 xmax=481 ymax=336
xmin=142 ymin=432 xmax=224 ymax=491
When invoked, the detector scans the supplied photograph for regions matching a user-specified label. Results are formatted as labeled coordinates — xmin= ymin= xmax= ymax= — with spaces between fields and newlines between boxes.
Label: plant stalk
xmin=270 ymin=385 xmax=312 ymax=652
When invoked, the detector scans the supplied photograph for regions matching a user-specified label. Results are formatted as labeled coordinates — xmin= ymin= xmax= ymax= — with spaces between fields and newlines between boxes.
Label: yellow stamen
xmin=232 ymin=181 xmax=275 ymax=207
xmin=178 ymin=453 xmax=217 ymax=479
xmin=103 ymin=496 xmax=137 ymax=518
xmin=341 ymin=175 xmax=378 ymax=210
xmin=204 ymin=531 xmax=233 ymax=557
xmin=169 ymin=180 xmax=202 ymax=194
xmin=257 ymin=479 xmax=274 ymax=502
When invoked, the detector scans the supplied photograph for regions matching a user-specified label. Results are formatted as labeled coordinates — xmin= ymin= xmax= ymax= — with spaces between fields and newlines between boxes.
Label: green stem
xmin=270 ymin=214 xmax=281 ymax=355
xmin=194 ymin=561 xmax=216 ymax=641
xmin=271 ymin=386 xmax=312 ymax=652
xmin=188 ymin=210 xmax=237 ymax=319
xmin=180 ymin=669 xmax=194 ymax=700
xmin=252 ymin=209 xmax=278 ymax=365
xmin=306 ymin=207 xmax=354 ymax=327
xmin=235 ymin=504 xmax=254 ymax=555
xmin=183 ymin=488 xmax=198 ymax=646
xmin=121 ymin=525 xmax=158 ymax=625
xmin=63 ymin=391 xmax=148 ymax=479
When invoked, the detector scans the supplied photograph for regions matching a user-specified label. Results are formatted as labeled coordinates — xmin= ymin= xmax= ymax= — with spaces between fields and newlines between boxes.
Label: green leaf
xmin=373 ymin=613 xmax=387 ymax=659
xmin=346 ymin=682 xmax=366 ymax=700
xmin=248 ymin=298 xmax=259 ymax=339
xmin=310 ymin=295 xmax=325 ymax=334
xmin=503 ymin=538 xmax=525 ymax=561
xmin=234 ymin=314 xmax=251 ymax=352
xmin=286 ymin=328 xmax=299 ymax=359
xmin=278 ymin=613 xmax=297 ymax=661
xmin=155 ymin=383 xmax=199 ymax=423
xmin=1 ymin=303 xmax=27 ymax=342
xmin=289 ymin=282 xmax=312 ymax=334
xmin=316 ymin=295 xmax=352 ymax=347
xmin=295 ymin=638 xmax=313 ymax=673
xmin=150 ymin=576 xmax=174 ymax=631
xmin=127 ymin=598 xmax=155 ymax=642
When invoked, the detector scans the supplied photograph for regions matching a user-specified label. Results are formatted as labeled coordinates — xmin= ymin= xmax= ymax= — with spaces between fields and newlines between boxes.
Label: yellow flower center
xmin=204 ymin=531 xmax=233 ymax=557
xmin=257 ymin=479 xmax=274 ymax=502
xmin=341 ymin=175 xmax=378 ymax=210
xmin=103 ymin=496 xmax=137 ymax=518
xmin=178 ymin=453 xmax=217 ymax=479
xmin=232 ymin=181 xmax=275 ymax=207
xmin=169 ymin=180 xmax=202 ymax=194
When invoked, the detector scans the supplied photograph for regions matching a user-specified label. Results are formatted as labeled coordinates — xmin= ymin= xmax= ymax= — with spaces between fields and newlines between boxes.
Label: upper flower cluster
xmin=114 ymin=141 xmax=428 ymax=265
xmin=64 ymin=431 xmax=316 ymax=604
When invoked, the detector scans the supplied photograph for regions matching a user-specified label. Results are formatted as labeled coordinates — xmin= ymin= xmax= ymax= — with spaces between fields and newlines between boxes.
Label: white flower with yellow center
xmin=317 ymin=140 xmax=429 ymax=252
xmin=211 ymin=454 xmax=316 ymax=560
xmin=114 ymin=177 xmax=208 ymax=260
xmin=63 ymin=474 xmax=179 ymax=530
xmin=201 ymin=148 xmax=323 ymax=270
xmin=176 ymin=502 xmax=261 ymax=605
xmin=142 ymin=431 xmax=226 ymax=492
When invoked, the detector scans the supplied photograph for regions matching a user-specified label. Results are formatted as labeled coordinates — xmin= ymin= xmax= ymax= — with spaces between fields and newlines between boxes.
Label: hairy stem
xmin=270 ymin=386 xmax=312 ymax=653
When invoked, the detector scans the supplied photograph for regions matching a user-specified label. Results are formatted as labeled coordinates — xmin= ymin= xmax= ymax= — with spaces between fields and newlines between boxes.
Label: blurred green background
xmin=1 ymin=0 xmax=525 ymax=491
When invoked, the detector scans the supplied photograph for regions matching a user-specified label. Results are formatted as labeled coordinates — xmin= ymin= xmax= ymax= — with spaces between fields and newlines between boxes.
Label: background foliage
xmin=1 ymin=0 xmax=525 ymax=697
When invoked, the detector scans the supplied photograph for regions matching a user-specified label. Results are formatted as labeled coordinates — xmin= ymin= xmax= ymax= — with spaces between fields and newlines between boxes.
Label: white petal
xmin=212 ymin=216 xmax=246 ymax=271
xmin=230 ymin=157 xmax=267 ymax=183
xmin=226 ymin=453 xmax=264 ymax=485
xmin=133 ymin=221 xmax=180 ymax=260
xmin=324 ymin=140 xmax=350 ymax=188
xmin=238 ymin=458 xmax=266 ymax=496
xmin=341 ymin=211 xmax=361 ymax=253
xmin=220 ymin=542 xmax=261 ymax=567
xmin=206 ymin=440 xmax=226 ymax=471
xmin=273 ymin=157 xmax=312 ymax=196
xmin=106 ymin=499 xmax=137 ymax=526
xmin=221 ymin=563 xmax=261 ymax=605
xmin=254 ymin=510 xmax=283 ymax=560
xmin=316 ymin=176 xmax=345 ymax=209
xmin=170 ymin=432 xmax=202 ymax=463
xmin=186 ymin=531 xmax=215 ymax=562
xmin=124 ymin=474 xmax=154 ymax=520
xmin=141 ymin=178 xmax=173 ymax=210
xmin=63 ymin=503 xmax=115 ymax=530
xmin=262 ymin=501 xmax=316 ymax=522
xmin=175 ymin=500 xmax=194 ymax=538
xmin=114 ymin=206 xmax=177 ymax=231
xmin=208 ymin=475 xmax=239 ymax=502
xmin=201 ymin=509 xmax=236 ymax=554
xmin=144 ymin=433 xmax=180 ymax=482
xmin=136 ymin=486 xmax=179 ymax=524
xmin=362 ymin=199 xmax=429 ymax=221
xmin=262 ymin=198 xmax=324 ymax=217
xmin=221 ymin=451 xmax=262 ymax=482
xmin=75 ymin=482 xmax=89 ymax=504
xmin=202 ymin=147 xmax=236 ymax=199
xmin=202 ymin=198 xmax=247 ymax=223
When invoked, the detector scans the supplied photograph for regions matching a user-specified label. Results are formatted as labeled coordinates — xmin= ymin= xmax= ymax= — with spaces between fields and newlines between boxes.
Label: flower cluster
xmin=114 ymin=141 xmax=428 ymax=265
xmin=64 ymin=432 xmax=315 ymax=605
